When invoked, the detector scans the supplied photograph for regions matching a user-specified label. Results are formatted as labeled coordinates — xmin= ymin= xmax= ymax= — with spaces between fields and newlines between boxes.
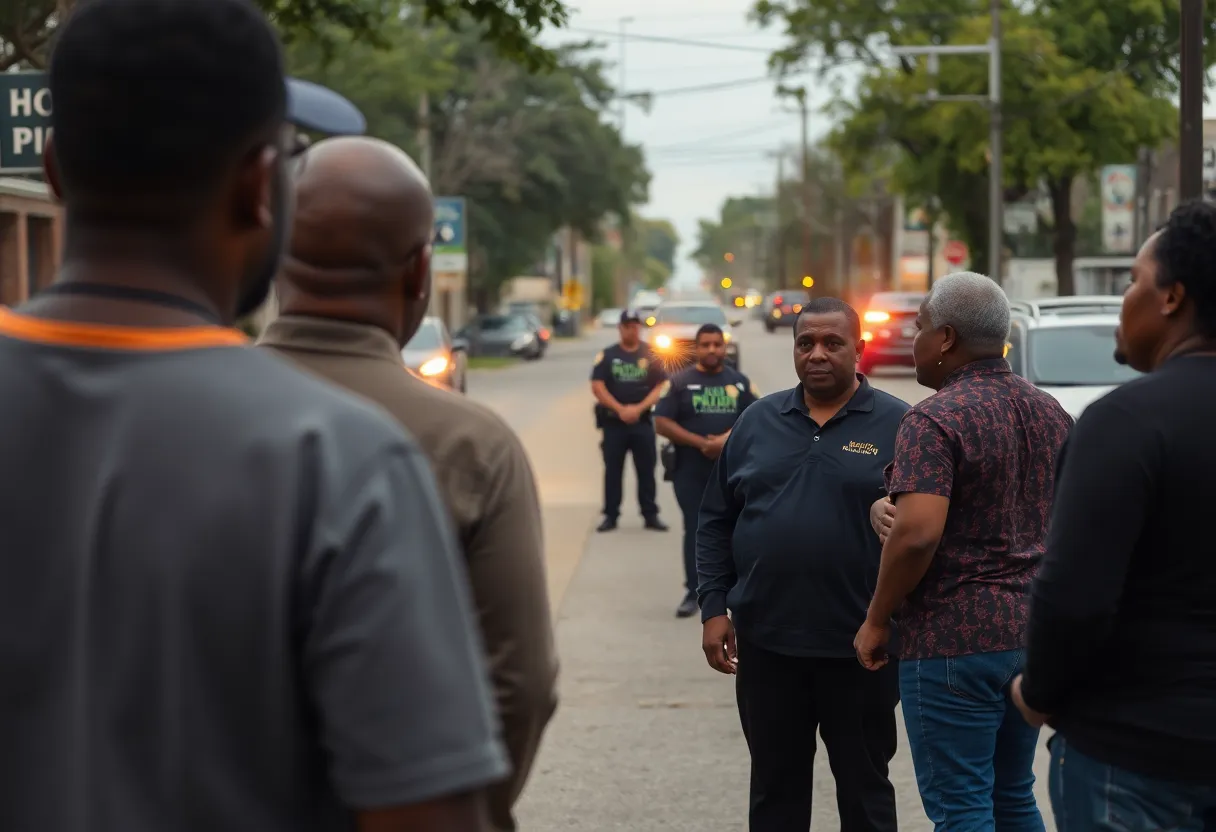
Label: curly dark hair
xmin=1153 ymin=199 xmax=1216 ymax=338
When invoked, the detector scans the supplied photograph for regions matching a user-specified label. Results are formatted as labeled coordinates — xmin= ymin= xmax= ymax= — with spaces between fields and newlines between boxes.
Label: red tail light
xmin=539 ymin=328 xmax=551 ymax=341
xmin=773 ymin=295 xmax=784 ymax=306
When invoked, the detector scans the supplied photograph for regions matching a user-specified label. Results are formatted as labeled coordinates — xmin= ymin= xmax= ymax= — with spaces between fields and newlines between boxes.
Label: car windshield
xmin=478 ymin=315 xmax=528 ymax=333
xmin=656 ymin=305 xmax=727 ymax=325
xmin=1027 ymin=325 xmax=1141 ymax=386
xmin=405 ymin=320 xmax=442 ymax=350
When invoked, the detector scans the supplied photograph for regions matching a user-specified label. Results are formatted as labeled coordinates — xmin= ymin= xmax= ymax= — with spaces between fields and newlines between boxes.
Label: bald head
xmin=286 ymin=136 xmax=433 ymax=282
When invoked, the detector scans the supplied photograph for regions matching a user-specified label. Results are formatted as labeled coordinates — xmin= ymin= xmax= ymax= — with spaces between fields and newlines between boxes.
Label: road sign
xmin=0 ymin=72 xmax=51 ymax=173
xmin=432 ymin=196 xmax=467 ymax=272
xmin=943 ymin=240 xmax=969 ymax=266
xmin=1100 ymin=165 xmax=1137 ymax=254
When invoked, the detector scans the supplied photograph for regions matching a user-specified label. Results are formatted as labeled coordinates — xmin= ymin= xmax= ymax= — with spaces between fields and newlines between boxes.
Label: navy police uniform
xmin=590 ymin=334 xmax=667 ymax=525
xmin=654 ymin=365 xmax=758 ymax=599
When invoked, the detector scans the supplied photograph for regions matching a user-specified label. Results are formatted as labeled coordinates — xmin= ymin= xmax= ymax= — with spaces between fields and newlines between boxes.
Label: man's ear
xmin=42 ymin=134 xmax=63 ymax=201
xmin=1162 ymin=277 xmax=1186 ymax=318
xmin=404 ymin=244 xmax=432 ymax=301
xmin=231 ymin=146 xmax=277 ymax=230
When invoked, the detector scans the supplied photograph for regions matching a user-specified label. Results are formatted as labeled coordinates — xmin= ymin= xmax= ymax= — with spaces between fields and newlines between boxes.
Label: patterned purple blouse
xmin=885 ymin=358 xmax=1073 ymax=659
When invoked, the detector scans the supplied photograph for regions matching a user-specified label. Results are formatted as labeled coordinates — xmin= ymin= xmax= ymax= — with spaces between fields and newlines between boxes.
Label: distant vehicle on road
xmin=458 ymin=313 xmax=544 ymax=360
xmin=762 ymin=290 xmax=810 ymax=332
xmin=520 ymin=311 xmax=551 ymax=356
xmin=632 ymin=290 xmax=664 ymax=326
xmin=402 ymin=316 xmax=467 ymax=393
xmin=597 ymin=307 xmax=623 ymax=328
xmin=857 ymin=291 xmax=927 ymax=375
xmin=643 ymin=301 xmax=743 ymax=370
xmin=1006 ymin=310 xmax=1138 ymax=419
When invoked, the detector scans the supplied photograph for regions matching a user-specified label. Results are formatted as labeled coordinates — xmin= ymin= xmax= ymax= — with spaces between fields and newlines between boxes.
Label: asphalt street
xmin=468 ymin=319 xmax=1054 ymax=831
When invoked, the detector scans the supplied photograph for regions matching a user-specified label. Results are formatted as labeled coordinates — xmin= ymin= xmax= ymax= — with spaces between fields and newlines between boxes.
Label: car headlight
xmin=511 ymin=333 xmax=534 ymax=351
xmin=654 ymin=334 xmax=672 ymax=349
xmin=418 ymin=355 xmax=449 ymax=377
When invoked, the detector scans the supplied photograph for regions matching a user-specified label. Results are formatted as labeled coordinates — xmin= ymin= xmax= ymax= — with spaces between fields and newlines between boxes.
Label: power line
xmin=647 ymin=118 xmax=799 ymax=151
xmin=622 ymin=75 xmax=779 ymax=97
xmin=562 ymin=28 xmax=777 ymax=54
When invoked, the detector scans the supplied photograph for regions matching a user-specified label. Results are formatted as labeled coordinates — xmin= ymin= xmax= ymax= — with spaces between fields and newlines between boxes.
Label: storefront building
xmin=0 ymin=177 xmax=61 ymax=306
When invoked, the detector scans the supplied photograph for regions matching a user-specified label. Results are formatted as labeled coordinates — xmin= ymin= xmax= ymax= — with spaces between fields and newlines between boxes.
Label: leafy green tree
xmin=756 ymin=0 xmax=1205 ymax=294
xmin=288 ymin=23 xmax=649 ymax=301
xmin=1 ymin=0 xmax=569 ymax=70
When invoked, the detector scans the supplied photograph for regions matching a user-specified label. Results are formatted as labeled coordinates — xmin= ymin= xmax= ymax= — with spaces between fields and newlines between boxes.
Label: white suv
xmin=1006 ymin=304 xmax=1139 ymax=419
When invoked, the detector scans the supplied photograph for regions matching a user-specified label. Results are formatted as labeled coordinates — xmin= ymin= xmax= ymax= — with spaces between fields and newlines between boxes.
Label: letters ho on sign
xmin=0 ymin=73 xmax=52 ymax=174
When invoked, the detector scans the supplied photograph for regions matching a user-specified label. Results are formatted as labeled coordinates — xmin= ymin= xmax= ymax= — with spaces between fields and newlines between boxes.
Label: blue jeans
xmin=1049 ymin=735 xmax=1216 ymax=831
xmin=900 ymin=649 xmax=1045 ymax=832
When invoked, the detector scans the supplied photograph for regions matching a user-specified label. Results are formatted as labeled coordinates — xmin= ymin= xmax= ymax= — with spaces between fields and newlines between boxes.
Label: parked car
xmin=1005 ymin=307 xmax=1139 ymax=419
xmin=458 ymin=313 xmax=544 ymax=360
xmin=762 ymin=290 xmax=810 ymax=332
xmin=642 ymin=301 xmax=742 ymax=370
xmin=402 ymin=316 xmax=467 ymax=393
xmin=597 ymin=307 xmax=623 ymax=328
xmin=857 ymin=291 xmax=927 ymax=375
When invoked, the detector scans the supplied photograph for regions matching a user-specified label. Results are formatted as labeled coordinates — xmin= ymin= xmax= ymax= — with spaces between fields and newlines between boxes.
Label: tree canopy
xmin=754 ymin=0 xmax=1209 ymax=293
xmin=0 ymin=0 xmax=569 ymax=71
xmin=287 ymin=17 xmax=651 ymax=300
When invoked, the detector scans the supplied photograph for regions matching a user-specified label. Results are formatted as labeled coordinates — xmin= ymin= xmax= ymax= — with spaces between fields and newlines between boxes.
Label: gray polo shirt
xmin=0 ymin=308 xmax=508 ymax=831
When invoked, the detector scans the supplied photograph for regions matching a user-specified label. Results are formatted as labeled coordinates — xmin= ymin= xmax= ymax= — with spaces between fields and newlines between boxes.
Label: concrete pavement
xmin=469 ymin=321 xmax=1055 ymax=831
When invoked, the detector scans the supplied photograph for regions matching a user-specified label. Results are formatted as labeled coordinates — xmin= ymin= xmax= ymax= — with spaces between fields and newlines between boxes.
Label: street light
xmin=802 ymin=275 xmax=814 ymax=288
xmin=720 ymin=277 xmax=733 ymax=289
xmin=889 ymin=0 xmax=1002 ymax=283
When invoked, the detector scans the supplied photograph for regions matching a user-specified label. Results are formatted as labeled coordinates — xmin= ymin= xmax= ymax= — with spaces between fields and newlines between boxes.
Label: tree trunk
xmin=1049 ymin=177 xmax=1077 ymax=296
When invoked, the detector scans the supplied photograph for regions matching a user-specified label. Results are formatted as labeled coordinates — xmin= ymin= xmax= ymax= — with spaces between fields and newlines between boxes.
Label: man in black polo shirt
xmin=698 ymin=297 xmax=908 ymax=832
xmin=1013 ymin=200 xmax=1216 ymax=828
xmin=590 ymin=310 xmax=669 ymax=533
xmin=655 ymin=323 xmax=759 ymax=618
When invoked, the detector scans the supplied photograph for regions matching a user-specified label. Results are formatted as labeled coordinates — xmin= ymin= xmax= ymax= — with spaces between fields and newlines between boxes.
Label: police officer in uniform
xmin=591 ymin=310 xmax=670 ymax=533
xmin=655 ymin=323 xmax=759 ymax=618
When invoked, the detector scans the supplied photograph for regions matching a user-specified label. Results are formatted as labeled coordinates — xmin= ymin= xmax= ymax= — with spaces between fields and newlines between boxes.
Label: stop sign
xmin=944 ymin=240 xmax=969 ymax=266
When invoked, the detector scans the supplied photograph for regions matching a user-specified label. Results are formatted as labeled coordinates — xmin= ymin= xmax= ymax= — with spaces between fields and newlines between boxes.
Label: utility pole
xmin=890 ymin=0 xmax=1004 ymax=283
xmin=987 ymin=0 xmax=1003 ymax=283
xmin=618 ymin=17 xmax=634 ymax=136
xmin=775 ymin=154 xmax=786 ymax=288
xmin=1179 ymin=0 xmax=1204 ymax=202
xmin=418 ymin=91 xmax=438 ymax=316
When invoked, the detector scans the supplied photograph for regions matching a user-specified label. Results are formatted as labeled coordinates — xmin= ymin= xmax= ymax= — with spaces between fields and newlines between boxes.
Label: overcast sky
xmin=542 ymin=0 xmax=840 ymax=286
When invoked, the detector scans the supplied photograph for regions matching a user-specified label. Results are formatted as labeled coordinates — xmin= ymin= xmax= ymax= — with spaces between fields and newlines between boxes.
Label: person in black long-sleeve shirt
xmin=697 ymin=298 xmax=908 ymax=832
xmin=1013 ymin=200 xmax=1216 ymax=828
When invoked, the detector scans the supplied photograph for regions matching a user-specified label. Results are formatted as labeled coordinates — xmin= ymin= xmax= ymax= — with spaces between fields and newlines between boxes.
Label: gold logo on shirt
xmin=842 ymin=440 xmax=879 ymax=456
xmin=637 ymin=357 xmax=649 ymax=371
xmin=725 ymin=384 xmax=739 ymax=399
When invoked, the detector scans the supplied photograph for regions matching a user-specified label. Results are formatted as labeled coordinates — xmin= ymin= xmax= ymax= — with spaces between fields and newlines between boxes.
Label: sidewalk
xmin=516 ymin=472 xmax=1056 ymax=831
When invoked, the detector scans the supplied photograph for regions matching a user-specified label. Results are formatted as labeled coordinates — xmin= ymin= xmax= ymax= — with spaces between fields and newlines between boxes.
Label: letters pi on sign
xmin=1 ymin=75 xmax=52 ymax=172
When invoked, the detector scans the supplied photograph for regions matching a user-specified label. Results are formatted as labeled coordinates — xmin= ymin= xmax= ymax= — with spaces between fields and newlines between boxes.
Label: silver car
xmin=402 ymin=316 xmax=467 ymax=393
xmin=1006 ymin=310 xmax=1139 ymax=419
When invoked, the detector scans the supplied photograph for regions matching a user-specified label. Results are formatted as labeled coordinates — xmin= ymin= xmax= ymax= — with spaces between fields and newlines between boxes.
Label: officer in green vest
xmin=655 ymin=323 xmax=759 ymax=617
xmin=590 ymin=310 xmax=670 ymax=533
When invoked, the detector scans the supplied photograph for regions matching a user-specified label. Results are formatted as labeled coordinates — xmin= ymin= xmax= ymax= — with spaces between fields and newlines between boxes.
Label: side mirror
xmin=452 ymin=336 xmax=469 ymax=352
xmin=730 ymin=319 xmax=743 ymax=327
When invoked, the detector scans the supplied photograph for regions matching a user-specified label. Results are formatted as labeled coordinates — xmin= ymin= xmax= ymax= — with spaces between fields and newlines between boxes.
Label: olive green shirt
xmin=260 ymin=315 xmax=558 ymax=831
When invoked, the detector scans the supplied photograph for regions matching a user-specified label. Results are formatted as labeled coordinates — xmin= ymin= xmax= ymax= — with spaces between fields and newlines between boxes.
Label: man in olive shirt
xmin=260 ymin=136 xmax=558 ymax=832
